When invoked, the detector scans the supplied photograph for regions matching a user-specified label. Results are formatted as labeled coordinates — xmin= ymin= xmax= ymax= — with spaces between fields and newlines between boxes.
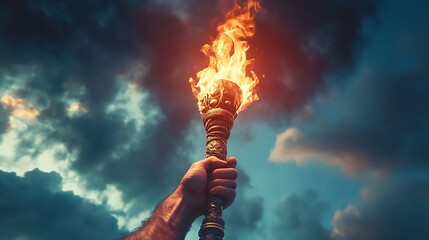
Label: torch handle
xmin=199 ymin=118 xmax=231 ymax=240
xmin=199 ymin=195 xmax=225 ymax=240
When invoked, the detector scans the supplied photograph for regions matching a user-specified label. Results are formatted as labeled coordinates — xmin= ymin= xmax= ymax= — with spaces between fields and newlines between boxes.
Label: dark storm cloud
xmin=332 ymin=178 xmax=429 ymax=240
xmin=0 ymin=169 xmax=126 ymax=240
xmin=273 ymin=189 xmax=330 ymax=240
xmin=0 ymin=0 xmax=207 ymax=212
xmin=0 ymin=0 xmax=151 ymax=204
xmin=249 ymin=0 xmax=376 ymax=119
xmin=0 ymin=107 xmax=9 ymax=137
xmin=270 ymin=0 xmax=429 ymax=173
xmin=268 ymin=2 xmax=429 ymax=239
xmin=273 ymin=179 xmax=429 ymax=240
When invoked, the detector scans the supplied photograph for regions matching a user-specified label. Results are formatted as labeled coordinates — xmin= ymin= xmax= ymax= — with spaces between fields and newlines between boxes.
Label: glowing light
xmin=190 ymin=0 xmax=261 ymax=113
xmin=68 ymin=102 xmax=87 ymax=113
xmin=1 ymin=95 xmax=39 ymax=120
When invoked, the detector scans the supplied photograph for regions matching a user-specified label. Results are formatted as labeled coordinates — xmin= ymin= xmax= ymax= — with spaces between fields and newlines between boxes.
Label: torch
xmin=189 ymin=1 xmax=261 ymax=239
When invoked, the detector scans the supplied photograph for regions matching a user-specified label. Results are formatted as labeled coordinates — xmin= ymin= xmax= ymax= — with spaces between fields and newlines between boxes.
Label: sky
xmin=0 ymin=0 xmax=428 ymax=239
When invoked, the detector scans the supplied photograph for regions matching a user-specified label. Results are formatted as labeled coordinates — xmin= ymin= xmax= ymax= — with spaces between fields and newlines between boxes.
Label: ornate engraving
xmin=199 ymin=80 xmax=243 ymax=240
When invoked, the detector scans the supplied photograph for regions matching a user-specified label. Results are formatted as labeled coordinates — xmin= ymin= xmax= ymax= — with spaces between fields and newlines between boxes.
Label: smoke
xmin=249 ymin=0 xmax=375 ymax=119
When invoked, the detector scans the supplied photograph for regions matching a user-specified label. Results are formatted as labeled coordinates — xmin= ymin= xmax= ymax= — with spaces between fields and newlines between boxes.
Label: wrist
xmin=125 ymin=187 xmax=198 ymax=240
xmin=155 ymin=187 xmax=199 ymax=238
xmin=172 ymin=186 xmax=201 ymax=222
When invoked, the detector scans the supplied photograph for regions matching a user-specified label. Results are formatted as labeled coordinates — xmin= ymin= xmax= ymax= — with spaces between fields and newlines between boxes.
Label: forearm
xmin=125 ymin=187 xmax=198 ymax=240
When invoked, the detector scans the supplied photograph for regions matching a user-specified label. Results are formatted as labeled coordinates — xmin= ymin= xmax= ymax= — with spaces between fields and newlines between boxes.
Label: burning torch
xmin=189 ymin=0 xmax=261 ymax=239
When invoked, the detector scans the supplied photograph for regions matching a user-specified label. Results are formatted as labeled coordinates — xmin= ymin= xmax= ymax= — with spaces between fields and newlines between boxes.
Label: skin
xmin=125 ymin=156 xmax=238 ymax=240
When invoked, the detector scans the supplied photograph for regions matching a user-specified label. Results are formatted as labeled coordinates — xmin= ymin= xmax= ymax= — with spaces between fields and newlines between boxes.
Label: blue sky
xmin=1 ymin=0 xmax=429 ymax=239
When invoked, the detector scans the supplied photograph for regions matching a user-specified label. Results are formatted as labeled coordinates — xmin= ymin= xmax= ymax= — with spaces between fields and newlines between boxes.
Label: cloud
xmin=0 ymin=0 xmax=201 ymax=216
xmin=272 ymin=178 xmax=429 ymax=240
xmin=332 ymin=178 xmax=429 ymax=240
xmin=0 ymin=169 xmax=126 ymax=240
xmin=0 ymin=95 xmax=39 ymax=120
xmin=269 ymin=127 xmax=367 ymax=173
xmin=0 ymin=106 xmax=10 ymax=137
xmin=269 ymin=0 xmax=429 ymax=173
xmin=223 ymin=168 xmax=264 ymax=239
xmin=272 ymin=189 xmax=330 ymax=240
xmin=267 ymin=3 xmax=429 ymax=237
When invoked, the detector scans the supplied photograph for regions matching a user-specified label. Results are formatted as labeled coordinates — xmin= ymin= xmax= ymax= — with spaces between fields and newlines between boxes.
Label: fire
xmin=190 ymin=0 xmax=261 ymax=113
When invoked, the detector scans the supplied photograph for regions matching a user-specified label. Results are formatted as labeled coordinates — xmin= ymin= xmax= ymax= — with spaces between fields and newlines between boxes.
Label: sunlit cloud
xmin=1 ymin=95 xmax=39 ymax=128
xmin=332 ymin=204 xmax=362 ymax=238
xmin=270 ymin=127 xmax=366 ymax=173
xmin=269 ymin=127 xmax=322 ymax=163
xmin=68 ymin=102 xmax=87 ymax=114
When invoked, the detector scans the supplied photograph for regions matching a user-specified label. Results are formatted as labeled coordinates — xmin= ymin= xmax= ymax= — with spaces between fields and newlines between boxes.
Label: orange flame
xmin=190 ymin=0 xmax=261 ymax=113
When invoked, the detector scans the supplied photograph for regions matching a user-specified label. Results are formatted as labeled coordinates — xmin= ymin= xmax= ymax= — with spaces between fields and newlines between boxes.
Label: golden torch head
xmin=200 ymin=79 xmax=243 ymax=119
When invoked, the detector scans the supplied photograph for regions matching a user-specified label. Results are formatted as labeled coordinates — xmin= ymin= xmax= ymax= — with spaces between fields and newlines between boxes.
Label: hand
xmin=125 ymin=156 xmax=238 ymax=240
xmin=178 ymin=156 xmax=238 ymax=217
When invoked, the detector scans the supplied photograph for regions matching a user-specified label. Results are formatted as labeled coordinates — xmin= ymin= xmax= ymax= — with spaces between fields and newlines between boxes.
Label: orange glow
xmin=69 ymin=102 xmax=87 ymax=113
xmin=1 ymin=95 xmax=39 ymax=120
xmin=190 ymin=0 xmax=261 ymax=113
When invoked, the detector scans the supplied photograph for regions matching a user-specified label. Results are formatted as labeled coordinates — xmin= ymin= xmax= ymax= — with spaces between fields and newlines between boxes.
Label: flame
xmin=190 ymin=0 xmax=261 ymax=113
